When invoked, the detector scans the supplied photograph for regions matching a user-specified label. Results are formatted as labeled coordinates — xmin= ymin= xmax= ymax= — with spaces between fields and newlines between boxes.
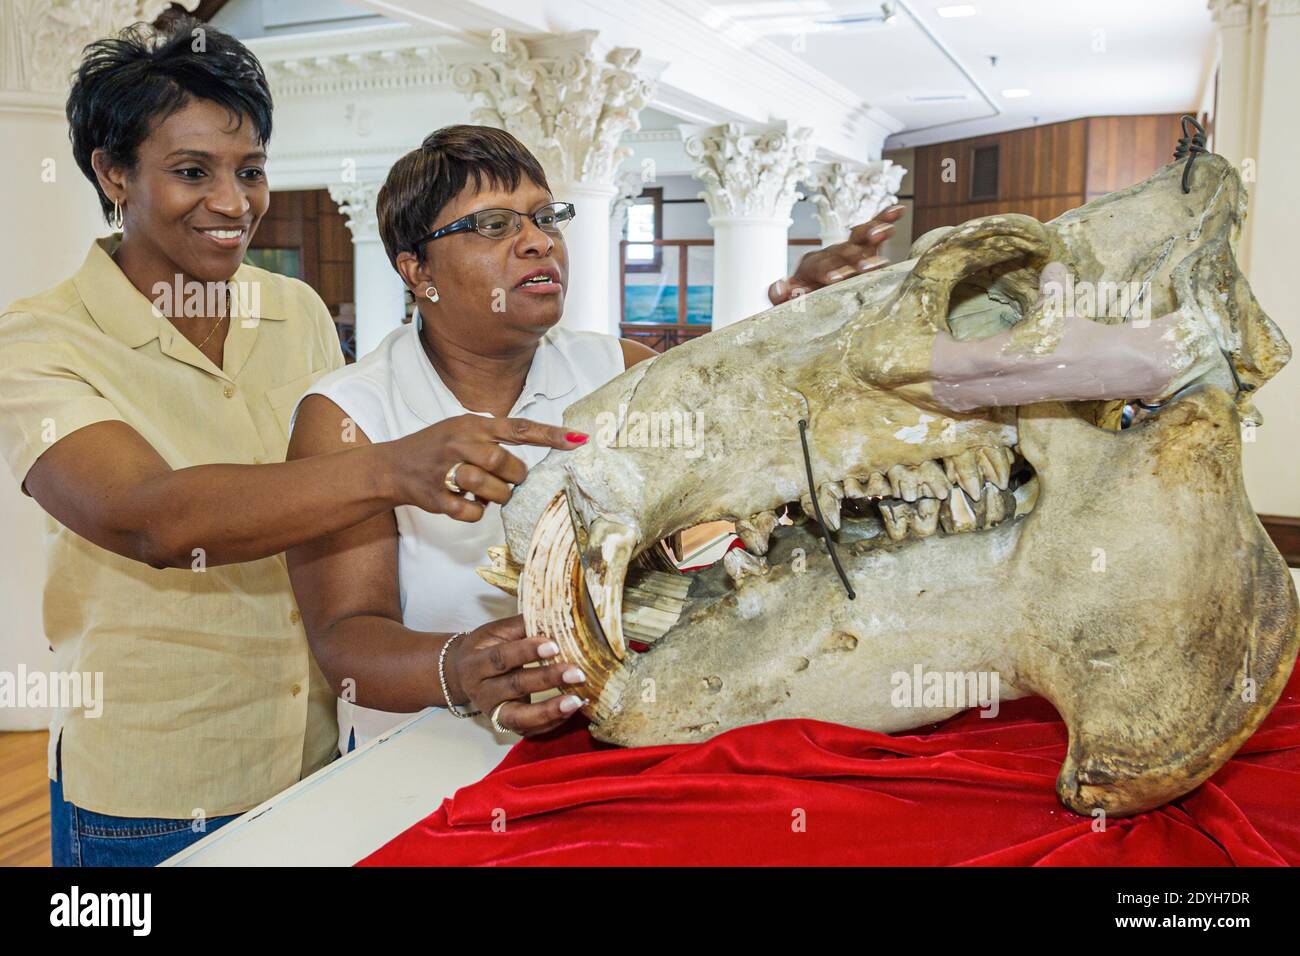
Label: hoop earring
xmin=423 ymin=285 xmax=439 ymax=304
xmin=109 ymin=200 xmax=123 ymax=232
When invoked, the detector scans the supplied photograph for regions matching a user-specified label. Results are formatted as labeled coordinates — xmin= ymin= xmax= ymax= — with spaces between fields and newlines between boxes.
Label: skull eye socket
xmin=944 ymin=263 xmax=1037 ymax=340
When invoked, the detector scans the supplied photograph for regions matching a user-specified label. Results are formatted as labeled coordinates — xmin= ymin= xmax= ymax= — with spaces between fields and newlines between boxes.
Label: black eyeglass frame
xmin=409 ymin=201 xmax=576 ymax=252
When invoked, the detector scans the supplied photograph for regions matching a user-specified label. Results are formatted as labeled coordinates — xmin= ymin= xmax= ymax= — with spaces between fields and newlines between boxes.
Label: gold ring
xmin=444 ymin=461 xmax=465 ymax=494
xmin=490 ymin=700 xmax=513 ymax=735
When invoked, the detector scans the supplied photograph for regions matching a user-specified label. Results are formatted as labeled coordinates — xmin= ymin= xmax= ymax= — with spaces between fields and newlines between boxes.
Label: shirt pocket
xmin=265 ymin=370 xmax=324 ymax=441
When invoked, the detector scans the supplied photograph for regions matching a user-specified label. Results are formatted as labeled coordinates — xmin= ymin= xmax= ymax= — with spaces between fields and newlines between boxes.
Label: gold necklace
xmin=196 ymin=313 xmax=226 ymax=351
xmin=195 ymin=287 xmax=231 ymax=352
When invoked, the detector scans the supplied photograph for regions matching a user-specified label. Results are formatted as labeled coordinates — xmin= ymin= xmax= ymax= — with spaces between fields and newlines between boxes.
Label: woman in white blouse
xmin=286 ymin=125 xmax=902 ymax=751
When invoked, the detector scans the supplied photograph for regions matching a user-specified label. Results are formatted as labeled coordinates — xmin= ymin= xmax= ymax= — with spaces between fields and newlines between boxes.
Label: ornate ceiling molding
xmin=0 ymin=0 xmax=196 ymax=104
xmin=450 ymin=30 xmax=655 ymax=187
xmin=682 ymin=121 xmax=815 ymax=221
xmin=261 ymin=45 xmax=457 ymax=99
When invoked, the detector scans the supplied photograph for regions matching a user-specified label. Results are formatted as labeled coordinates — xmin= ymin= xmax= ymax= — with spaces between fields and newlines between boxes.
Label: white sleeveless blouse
xmin=293 ymin=317 xmax=625 ymax=755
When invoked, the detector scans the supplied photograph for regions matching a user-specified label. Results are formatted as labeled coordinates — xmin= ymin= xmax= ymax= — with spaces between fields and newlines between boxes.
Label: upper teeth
xmin=204 ymin=229 xmax=242 ymax=239
xmin=524 ymin=275 xmax=551 ymax=284
xmin=733 ymin=443 xmax=1022 ymax=557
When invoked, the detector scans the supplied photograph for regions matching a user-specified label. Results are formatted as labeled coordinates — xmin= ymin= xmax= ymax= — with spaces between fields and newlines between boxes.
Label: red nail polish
xmin=566 ymin=432 xmax=588 ymax=444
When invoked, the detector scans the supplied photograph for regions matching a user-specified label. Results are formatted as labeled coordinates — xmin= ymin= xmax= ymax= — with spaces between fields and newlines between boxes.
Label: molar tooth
xmin=842 ymin=476 xmax=868 ymax=499
xmin=945 ymin=450 xmax=983 ymax=500
xmin=977 ymin=446 xmax=1011 ymax=490
xmin=723 ymin=547 xmax=768 ymax=583
xmin=939 ymin=487 xmax=978 ymax=534
xmin=912 ymin=497 xmax=940 ymax=536
xmin=865 ymin=472 xmax=891 ymax=498
xmin=916 ymin=459 xmax=950 ymax=499
xmin=735 ymin=510 xmax=777 ymax=555
xmin=886 ymin=464 xmax=919 ymax=502
xmin=878 ymin=500 xmax=914 ymax=541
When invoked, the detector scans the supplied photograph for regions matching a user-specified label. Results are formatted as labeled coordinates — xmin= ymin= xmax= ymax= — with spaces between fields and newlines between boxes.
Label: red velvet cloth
xmin=361 ymin=656 xmax=1300 ymax=867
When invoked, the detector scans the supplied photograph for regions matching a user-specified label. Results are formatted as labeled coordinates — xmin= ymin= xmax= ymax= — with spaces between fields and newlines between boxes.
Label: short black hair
xmin=66 ymin=16 xmax=273 ymax=223
xmin=377 ymin=125 xmax=550 ymax=269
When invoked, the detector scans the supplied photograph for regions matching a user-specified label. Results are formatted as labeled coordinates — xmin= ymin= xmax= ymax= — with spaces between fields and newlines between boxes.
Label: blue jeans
xmin=49 ymin=740 xmax=239 ymax=867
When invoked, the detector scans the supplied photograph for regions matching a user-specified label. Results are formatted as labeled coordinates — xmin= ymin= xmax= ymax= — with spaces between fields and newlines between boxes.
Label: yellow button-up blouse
xmin=0 ymin=237 xmax=343 ymax=818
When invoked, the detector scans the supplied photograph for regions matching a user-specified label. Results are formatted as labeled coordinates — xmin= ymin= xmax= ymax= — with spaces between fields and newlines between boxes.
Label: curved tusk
xmin=519 ymin=492 xmax=628 ymax=723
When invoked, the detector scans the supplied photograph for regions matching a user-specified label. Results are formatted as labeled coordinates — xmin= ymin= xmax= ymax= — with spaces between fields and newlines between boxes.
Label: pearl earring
xmin=424 ymin=285 xmax=439 ymax=304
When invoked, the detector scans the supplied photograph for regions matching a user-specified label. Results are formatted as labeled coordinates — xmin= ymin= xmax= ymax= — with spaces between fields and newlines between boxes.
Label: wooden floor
xmin=0 ymin=731 xmax=51 ymax=866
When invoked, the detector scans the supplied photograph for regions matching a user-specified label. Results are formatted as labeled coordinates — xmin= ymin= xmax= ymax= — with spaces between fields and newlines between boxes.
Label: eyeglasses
xmin=410 ymin=201 xmax=576 ymax=250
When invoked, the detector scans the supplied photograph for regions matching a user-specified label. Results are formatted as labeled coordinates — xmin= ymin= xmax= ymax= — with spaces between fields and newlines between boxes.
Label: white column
xmin=682 ymin=121 xmax=814 ymax=330
xmin=806 ymin=160 xmax=906 ymax=247
xmin=0 ymin=0 xmax=193 ymax=730
xmin=608 ymin=169 xmax=643 ymax=326
xmin=328 ymin=183 xmax=407 ymax=359
xmin=1234 ymin=0 xmax=1300 ymax=518
xmin=452 ymin=32 xmax=654 ymax=336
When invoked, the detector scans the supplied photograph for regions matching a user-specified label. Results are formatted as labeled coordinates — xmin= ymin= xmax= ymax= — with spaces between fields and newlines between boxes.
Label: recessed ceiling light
xmin=1001 ymin=88 xmax=1032 ymax=98
xmin=937 ymin=4 xmax=977 ymax=16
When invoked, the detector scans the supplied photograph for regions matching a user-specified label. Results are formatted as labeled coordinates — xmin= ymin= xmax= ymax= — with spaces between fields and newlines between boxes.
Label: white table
xmin=163 ymin=708 xmax=513 ymax=866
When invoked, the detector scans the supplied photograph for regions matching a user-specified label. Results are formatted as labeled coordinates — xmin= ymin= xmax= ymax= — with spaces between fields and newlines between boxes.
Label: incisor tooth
xmin=916 ymin=459 xmax=951 ymax=499
xmin=887 ymin=464 xmax=919 ymax=502
xmin=939 ymin=487 xmax=978 ymax=534
xmin=878 ymin=500 xmax=913 ymax=541
xmin=913 ymin=497 xmax=940 ymax=536
xmin=735 ymin=510 xmax=777 ymax=555
xmin=944 ymin=450 xmax=983 ymax=500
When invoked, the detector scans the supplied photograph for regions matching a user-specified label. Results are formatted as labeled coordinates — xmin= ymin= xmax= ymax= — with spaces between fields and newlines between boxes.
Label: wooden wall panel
xmin=249 ymin=188 xmax=353 ymax=319
xmin=911 ymin=113 xmax=1185 ymax=236
xmin=1085 ymin=113 xmax=1186 ymax=198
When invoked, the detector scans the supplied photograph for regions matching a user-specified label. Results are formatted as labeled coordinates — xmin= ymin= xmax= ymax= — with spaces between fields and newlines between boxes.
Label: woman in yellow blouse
xmin=0 ymin=18 xmax=584 ymax=866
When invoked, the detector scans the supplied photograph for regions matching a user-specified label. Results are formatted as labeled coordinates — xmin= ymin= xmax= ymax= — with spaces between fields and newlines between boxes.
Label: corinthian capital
xmin=682 ymin=121 xmax=815 ymax=221
xmin=1207 ymin=0 xmax=1251 ymax=25
xmin=806 ymin=159 xmax=906 ymax=244
xmin=0 ymin=0 xmax=197 ymax=100
xmin=328 ymin=182 xmax=382 ymax=240
xmin=451 ymin=30 xmax=654 ymax=187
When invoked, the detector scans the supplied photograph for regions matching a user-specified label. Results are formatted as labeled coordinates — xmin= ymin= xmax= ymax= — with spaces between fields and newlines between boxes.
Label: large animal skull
xmin=487 ymin=154 xmax=1297 ymax=817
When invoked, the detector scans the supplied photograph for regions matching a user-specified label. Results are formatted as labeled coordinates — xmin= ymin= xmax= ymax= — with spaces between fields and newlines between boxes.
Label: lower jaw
xmin=540 ymin=467 xmax=1040 ymax=726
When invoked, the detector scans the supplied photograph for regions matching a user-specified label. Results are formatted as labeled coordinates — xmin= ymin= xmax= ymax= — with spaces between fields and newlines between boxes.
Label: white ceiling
xmin=698 ymin=0 xmax=1216 ymax=148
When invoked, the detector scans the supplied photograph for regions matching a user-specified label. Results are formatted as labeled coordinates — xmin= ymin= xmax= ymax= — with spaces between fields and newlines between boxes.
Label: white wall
xmin=1206 ymin=5 xmax=1300 ymax=518
xmin=0 ymin=109 xmax=105 ymax=730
